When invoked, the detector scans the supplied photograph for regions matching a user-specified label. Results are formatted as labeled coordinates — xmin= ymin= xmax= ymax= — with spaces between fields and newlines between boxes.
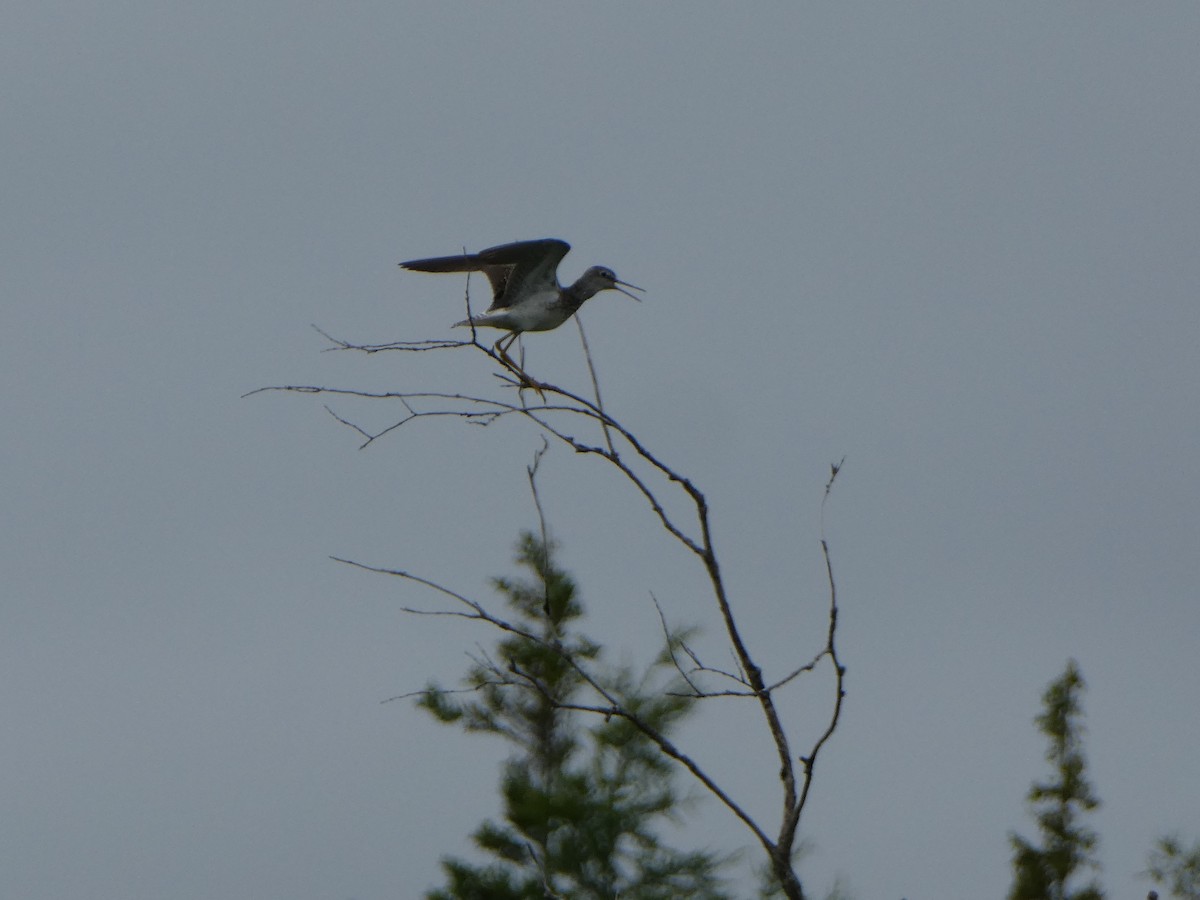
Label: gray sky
xmin=4 ymin=4 xmax=1198 ymax=898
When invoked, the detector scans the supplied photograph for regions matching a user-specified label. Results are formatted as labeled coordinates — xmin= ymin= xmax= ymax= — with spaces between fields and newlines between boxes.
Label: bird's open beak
xmin=614 ymin=280 xmax=645 ymax=302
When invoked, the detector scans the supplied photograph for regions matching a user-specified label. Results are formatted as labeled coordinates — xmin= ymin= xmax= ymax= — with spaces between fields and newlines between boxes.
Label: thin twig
xmin=312 ymin=323 xmax=465 ymax=353
xmin=524 ymin=841 xmax=567 ymax=900
xmin=782 ymin=513 xmax=845 ymax=858
xmin=652 ymin=593 xmax=703 ymax=696
xmin=526 ymin=439 xmax=553 ymax=617
xmin=574 ymin=315 xmax=615 ymax=454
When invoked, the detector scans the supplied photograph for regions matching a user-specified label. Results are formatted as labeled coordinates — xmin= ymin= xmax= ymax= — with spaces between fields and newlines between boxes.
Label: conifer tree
xmin=1008 ymin=660 xmax=1104 ymax=900
xmin=419 ymin=531 xmax=731 ymax=900
xmin=1145 ymin=834 xmax=1200 ymax=899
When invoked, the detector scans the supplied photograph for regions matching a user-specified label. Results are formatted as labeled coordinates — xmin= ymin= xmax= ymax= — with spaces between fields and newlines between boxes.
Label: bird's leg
xmin=493 ymin=333 xmax=545 ymax=399
xmin=492 ymin=333 xmax=518 ymax=371
xmin=515 ymin=339 xmax=548 ymax=401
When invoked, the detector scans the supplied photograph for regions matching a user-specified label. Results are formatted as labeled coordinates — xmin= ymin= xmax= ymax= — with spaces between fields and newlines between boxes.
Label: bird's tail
xmin=399 ymin=254 xmax=485 ymax=274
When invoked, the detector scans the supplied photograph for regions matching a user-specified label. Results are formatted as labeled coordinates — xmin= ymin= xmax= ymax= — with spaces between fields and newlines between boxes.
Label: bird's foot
xmin=512 ymin=368 xmax=547 ymax=401
xmin=495 ymin=343 xmax=546 ymax=400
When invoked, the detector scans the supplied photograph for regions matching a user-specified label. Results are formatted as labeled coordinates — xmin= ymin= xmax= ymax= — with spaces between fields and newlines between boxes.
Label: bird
xmin=399 ymin=238 xmax=643 ymax=375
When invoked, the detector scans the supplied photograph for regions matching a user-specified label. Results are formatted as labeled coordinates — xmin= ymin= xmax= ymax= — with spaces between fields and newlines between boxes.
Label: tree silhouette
xmin=417 ymin=530 xmax=732 ymax=900
xmin=1008 ymin=660 xmax=1103 ymax=900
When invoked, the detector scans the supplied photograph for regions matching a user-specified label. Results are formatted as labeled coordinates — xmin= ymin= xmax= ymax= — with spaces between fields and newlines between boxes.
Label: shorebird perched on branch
xmin=399 ymin=238 xmax=643 ymax=376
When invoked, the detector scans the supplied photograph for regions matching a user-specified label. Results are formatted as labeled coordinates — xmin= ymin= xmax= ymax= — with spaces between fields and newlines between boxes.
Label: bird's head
xmin=575 ymin=266 xmax=645 ymax=302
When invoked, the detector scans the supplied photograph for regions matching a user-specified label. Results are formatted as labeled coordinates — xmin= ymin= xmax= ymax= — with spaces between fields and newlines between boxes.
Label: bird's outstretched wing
xmin=400 ymin=238 xmax=571 ymax=309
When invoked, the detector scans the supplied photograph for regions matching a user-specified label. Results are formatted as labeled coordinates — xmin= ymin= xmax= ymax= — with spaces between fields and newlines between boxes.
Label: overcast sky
xmin=4 ymin=4 xmax=1198 ymax=899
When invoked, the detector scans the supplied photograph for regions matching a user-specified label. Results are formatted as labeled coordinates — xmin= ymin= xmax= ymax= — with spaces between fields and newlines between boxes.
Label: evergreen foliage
xmin=1007 ymin=660 xmax=1104 ymax=900
xmin=419 ymin=531 xmax=731 ymax=900
xmin=1145 ymin=834 xmax=1200 ymax=899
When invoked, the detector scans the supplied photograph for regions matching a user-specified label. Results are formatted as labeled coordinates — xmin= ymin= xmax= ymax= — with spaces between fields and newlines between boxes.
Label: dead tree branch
xmin=251 ymin=325 xmax=844 ymax=900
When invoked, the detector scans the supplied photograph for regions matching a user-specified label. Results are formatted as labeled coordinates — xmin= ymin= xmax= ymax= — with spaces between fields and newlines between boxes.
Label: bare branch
xmin=824 ymin=456 xmax=846 ymax=498
xmin=821 ymin=456 xmax=846 ymax=536
xmin=526 ymin=439 xmax=553 ymax=617
xmin=651 ymin=593 xmax=703 ymax=696
xmin=574 ymin=315 xmax=616 ymax=455
xmin=322 ymin=404 xmax=374 ymax=442
xmin=676 ymin=637 xmax=752 ymax=690
xmin=382 ymin=680 xmax=503 ymax=704
xmin=782 ymin=522 xmax=846 ymax=859
xmin=340 ymin=550 xmax=780 ymax=860
xmin=524 ymin=842 xmax=568 ymax=900
xmin=312 ymin=323 xmax=466 ymax=354
xmin=330 ymin=556 xmax=490 ymax=618
xmin=256 ymin=317 xmax=845 ymax=900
